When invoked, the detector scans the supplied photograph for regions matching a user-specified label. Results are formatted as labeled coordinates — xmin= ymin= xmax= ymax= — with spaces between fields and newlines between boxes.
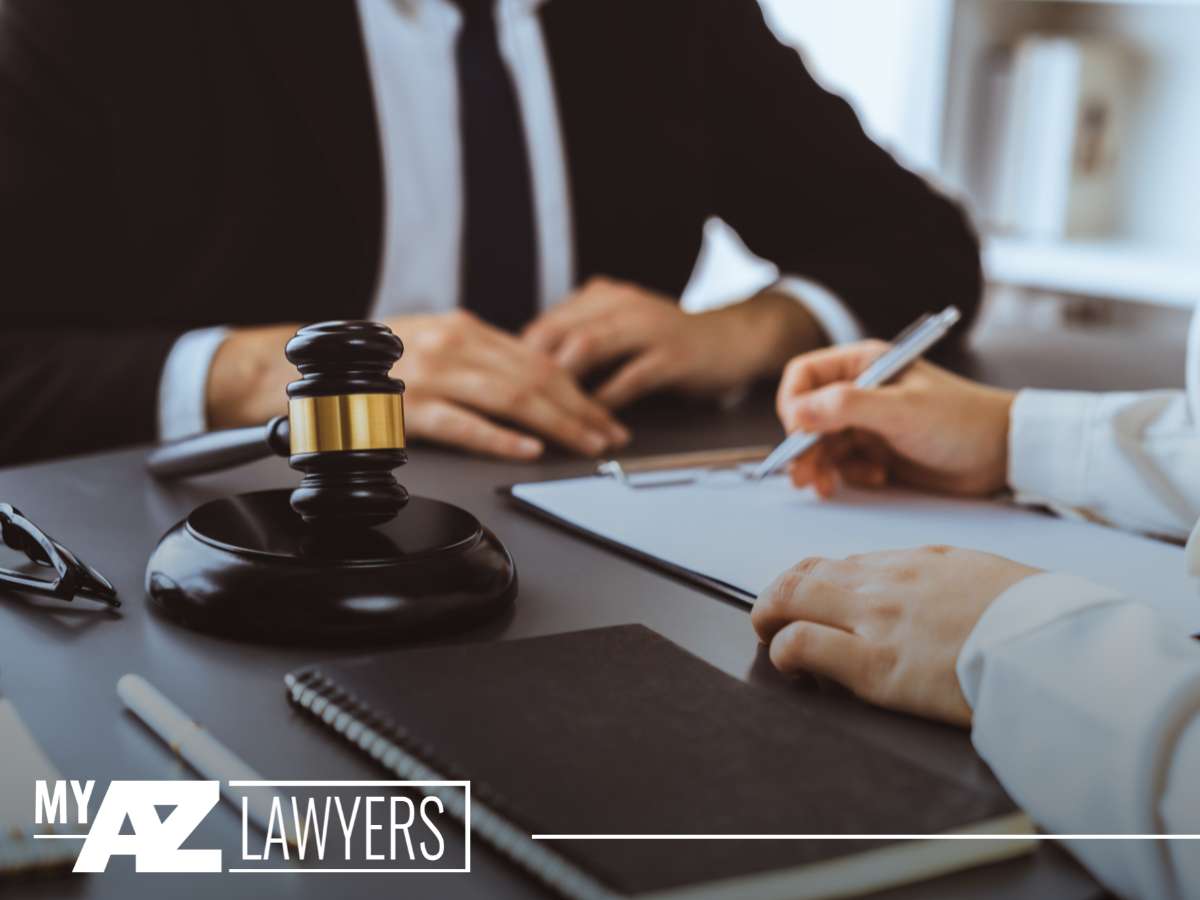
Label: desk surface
xmin=1 ymin=325 xmax=1183 ymax=900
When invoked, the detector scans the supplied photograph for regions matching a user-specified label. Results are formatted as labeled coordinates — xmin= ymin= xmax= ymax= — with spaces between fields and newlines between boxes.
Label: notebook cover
xmin=287 ymin=625 xmax=1022 ymax=897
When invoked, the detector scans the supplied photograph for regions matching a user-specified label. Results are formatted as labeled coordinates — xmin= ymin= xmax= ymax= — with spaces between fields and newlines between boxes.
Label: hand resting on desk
xmin=523 ymin=277 xmax=825 ymax=409
xmin=751 ymin=546 xmax=1037 ymax=727
xmin=205 ymin=312 xmax=630 ymax=461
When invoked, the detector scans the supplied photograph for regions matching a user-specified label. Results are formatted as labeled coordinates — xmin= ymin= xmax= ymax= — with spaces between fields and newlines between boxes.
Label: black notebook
xmin=285 ymin=625 xmax=1033 ymax=899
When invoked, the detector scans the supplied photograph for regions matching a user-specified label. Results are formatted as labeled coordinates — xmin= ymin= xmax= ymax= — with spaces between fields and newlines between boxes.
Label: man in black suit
xmin=0 ymin=0 xmax=981 ymax=466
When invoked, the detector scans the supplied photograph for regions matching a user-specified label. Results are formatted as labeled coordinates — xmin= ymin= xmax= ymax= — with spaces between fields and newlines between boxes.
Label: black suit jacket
xmin=0 ymin=0 xmax=981 ymax=465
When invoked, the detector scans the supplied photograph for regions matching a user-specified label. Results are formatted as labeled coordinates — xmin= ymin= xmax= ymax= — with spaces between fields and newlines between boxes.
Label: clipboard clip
xmin=597 ymin=446 xmax=772 ymax=489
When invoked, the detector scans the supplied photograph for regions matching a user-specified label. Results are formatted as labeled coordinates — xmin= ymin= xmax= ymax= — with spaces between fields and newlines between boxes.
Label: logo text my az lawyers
xmin=33 ymin=779 xmax=470 ymax=874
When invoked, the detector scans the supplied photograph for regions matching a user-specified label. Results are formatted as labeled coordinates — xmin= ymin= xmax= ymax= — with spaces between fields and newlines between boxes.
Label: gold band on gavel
xmin=288 ymin=393 xmax=406 ymax=454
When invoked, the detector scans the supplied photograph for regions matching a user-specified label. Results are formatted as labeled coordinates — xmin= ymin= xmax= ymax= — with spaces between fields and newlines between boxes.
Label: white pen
xmin=749 ymin=306 xmax=962 ymax=481
xmin=117 ymin=673 xmax=293 ymax=845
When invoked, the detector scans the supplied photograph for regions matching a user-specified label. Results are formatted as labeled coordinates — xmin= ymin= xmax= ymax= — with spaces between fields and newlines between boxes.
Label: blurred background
xmin=685 ymin=0 xmax=1200 ymax=375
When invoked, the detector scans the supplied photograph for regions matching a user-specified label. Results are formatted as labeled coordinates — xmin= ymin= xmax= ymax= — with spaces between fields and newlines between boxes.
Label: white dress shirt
xmin=156 ymin=0 xmax=860 ymax=440
xmin=957 ymin=309 xmax=1200 ymax=899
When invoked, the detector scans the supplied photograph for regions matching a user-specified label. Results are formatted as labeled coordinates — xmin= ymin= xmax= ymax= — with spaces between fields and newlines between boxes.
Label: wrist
xmin=206 ymin=330 xmax=260 ymax=429
xmin=713 ymin=292 xmax=824 ymax=384
xmin=205 ymin=324 xmax=296 ymax=429
xmin=981 ymin=384 xmax=1016 ymax=493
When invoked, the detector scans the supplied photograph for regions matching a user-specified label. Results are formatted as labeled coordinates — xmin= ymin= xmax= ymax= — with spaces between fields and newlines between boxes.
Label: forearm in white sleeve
xmin=1008 ymin=389 xmax=1200 ymax=541
xmin=772 ymin=276 xmax=864 ymax=346
xmin=958 ymin=573 xmax=1200 ymax=899
xmin=157 ymin=326 xmax=230 ymax=441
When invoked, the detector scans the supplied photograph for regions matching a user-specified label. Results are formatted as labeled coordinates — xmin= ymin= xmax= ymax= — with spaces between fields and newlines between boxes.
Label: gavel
xmin=147 ymin=320 xmax=409 ymax=528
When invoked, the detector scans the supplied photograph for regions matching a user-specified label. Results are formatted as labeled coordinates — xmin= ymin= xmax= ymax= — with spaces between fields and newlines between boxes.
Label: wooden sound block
xmin=145 ymin=490 xmax=517 ymax=644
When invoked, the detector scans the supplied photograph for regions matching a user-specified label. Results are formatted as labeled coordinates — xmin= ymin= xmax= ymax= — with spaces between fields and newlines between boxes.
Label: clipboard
xmin=503 ymin=445 xmax=1200 ymax=632
xmin=501 ymin=446 xmax=772 ymax=606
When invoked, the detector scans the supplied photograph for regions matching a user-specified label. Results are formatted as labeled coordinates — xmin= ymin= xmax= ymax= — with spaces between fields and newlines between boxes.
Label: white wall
xmin=760 ymin=0 xmax=951 ymax=169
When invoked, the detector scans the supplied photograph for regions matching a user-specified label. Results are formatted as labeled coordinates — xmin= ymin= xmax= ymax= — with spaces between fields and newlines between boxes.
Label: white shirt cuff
xmin=955 ymin=571 xmax=1200 ymax=897
xmin=157 ymin=326 xmax=230 ymax=441
xmin=1007 ymin=389 xmax=1096 ymax=511
xmin=772 ymin=275 xmax=865 ymax=346
xmin=956 ymin=571 xmax=1127 ymax=712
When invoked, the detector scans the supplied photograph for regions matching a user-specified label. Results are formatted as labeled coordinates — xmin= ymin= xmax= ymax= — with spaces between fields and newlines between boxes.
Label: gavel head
xmin=284 ymin=321 xmax=408 ymax=528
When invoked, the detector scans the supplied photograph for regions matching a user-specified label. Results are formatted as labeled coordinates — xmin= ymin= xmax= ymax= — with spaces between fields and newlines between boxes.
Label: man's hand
xmin=776 ymin=341 xmax=1015 ymax=498
xmin=523 ymin=277 xmax=824 ymax=409
xmin=396 ymin=311 xmax=628 ymax=459
xmin=205 ymin=312 xmax=629 ymax=460
xmin=751 ymin=546 xmax=1039 ymax=726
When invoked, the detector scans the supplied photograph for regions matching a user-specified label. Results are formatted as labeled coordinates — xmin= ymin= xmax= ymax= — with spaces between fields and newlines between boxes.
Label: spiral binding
xmin=284 ymin=668 xmax=614 ymax=900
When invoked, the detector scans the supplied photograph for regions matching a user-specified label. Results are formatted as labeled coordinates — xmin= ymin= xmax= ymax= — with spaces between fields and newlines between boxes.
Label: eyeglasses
xmin=0 ymin=503 xmax=119 ymax=608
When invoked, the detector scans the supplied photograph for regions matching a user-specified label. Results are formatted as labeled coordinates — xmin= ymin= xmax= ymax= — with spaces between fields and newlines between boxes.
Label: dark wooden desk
xmin=1 ymin=325 xmax=1182 ymax=900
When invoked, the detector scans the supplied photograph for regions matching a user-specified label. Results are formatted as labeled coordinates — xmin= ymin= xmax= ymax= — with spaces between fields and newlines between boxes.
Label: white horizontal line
xmin=226 ymin=781 xmax=468 ymax=788
xmin=532 ymin=834 xmax=1200 ymax=841
xmin=31 ymin=834 xmax=87 ymax=840
xmin=226 ymin=868 xmax=468 ymax=874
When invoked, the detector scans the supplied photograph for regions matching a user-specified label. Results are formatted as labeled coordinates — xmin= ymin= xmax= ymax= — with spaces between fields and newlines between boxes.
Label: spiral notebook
xmin=285 ymin=625 xmax=1034 ymax=899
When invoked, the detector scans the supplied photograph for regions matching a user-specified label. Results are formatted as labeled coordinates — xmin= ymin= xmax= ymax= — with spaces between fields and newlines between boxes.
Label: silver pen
xmin=749 ymin=305 xmax=962 ymax=481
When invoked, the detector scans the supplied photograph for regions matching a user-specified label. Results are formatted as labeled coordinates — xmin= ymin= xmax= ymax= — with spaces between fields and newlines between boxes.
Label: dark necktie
xmin=452 ymin=0 xmax=540 ymax=333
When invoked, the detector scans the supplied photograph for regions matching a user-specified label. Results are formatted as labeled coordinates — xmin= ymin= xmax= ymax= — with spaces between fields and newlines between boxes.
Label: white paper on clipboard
xmin=511 ymin=473 xmax=1198 ymax=631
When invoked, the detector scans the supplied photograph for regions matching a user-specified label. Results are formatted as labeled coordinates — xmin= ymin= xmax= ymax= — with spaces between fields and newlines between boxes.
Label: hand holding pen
xmin=758 ymin=307 xmax=1017 ymax=499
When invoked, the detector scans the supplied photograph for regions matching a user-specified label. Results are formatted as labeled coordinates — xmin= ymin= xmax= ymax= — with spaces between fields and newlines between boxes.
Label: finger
xmin=846 ymin=428 xmax=895 ymax=465
xmin=521 ymin=287 xmax=614 ymax=353
xmin=814 ymin=466 xmax=839 ymax=499
xmin=816 ymin=432 xmax=873 ymax=495
xmin=594 ymin=350 xmax=675 ymax=409
xmin=768 ymin=621 xmax=872 ymax=687
xmin=819 ymin=430 xmax=858 ymax=463
xmin=441 ymin=355 xmax=619 ymax=455
xmin=838 ymin=458 xmax=888 ymax=488
xmin=444 ymin=372 xmax=611 ymax=456
xmin=522 ymin=310 xmax=573 ymax=355
xmin=835 ymin=431 xmax=894 ymax=487
xmin=776 ymin=341 xmax=891 ymax=421
xmin=555 ymin=324 xmax=645 ymax=378
xmin=536 ymin=360 xmax=632 ymax=447
xmin=787 ymin=443 xmax=828 ymax=489
xmin=751 ymin=557 xmax=860 ymax=642
xmin=788 ymin=435 xmax=850 ymax=497
xmin=791 ymin=450 xmax=841 ymax=498
xmin=473 ymin=333 xmax=631 ymax=446
xmin=407 ymin=399 xmax=543 ymax=461
xmin=785 ymin=382 xmax=908 ymax=436
xmin=503 ymin=392 xmax=618 ymax=457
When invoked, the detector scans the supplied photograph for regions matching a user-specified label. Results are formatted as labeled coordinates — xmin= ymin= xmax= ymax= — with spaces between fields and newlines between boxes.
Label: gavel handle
xmin=146 ymin=416 xmax=291 ymax=480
